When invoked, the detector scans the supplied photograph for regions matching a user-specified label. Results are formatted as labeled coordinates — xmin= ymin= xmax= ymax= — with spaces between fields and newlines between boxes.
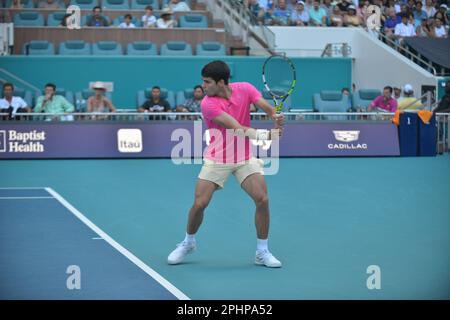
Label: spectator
xmin=383 ymin=8 xmax=401 ymax=39
xmin=434 ymin=81 xmax=450 ymax=113
xmin=272 ymin=0 xmax=291 ymax=25
xmin=397 ymin=84 xmax=422 ymax=110
xmin=434 ymin=9 xmax=449 ymax=26
xmin=413 ymin=2 xmax=428 ymax=27
xmin=309 ymin=0 xmax=327 ymax=26
xmin=368 ymin=86 xmax=397 ymax=112
xmin=118 ymin=14 xmax=136 ymax=28
xmin=424 ymin=0 xmax=437 ymax=18
xmin=341 ymin=87 xmax=352 ymax=110
xmin=156 ymin=8 xmax=177 ymax=28
xmin=138 ymin=86 xmax=172 ymax=113
xmin=287 ymin=0 xmax=299 ymax=11
xmin=10 ymin=0 xmax=22 ymax=8
xmin=142 ymin=5 xmax=157 ymax=28
xmin=416 ymin=17 xmax=435 ymax=37
xmin=34 ymin=83 xmax=74 ymax=114
xmin=165 ymin=0 xmax=191 ymax=12
xmin=37 ymin=0 xmax=62 ymax=9
xmin=337 ymin=0 xmax=351 ymax=14
xmin=87 ymin=82 xmax=116 ymax=114
xmin=322 ymin=0 xmax=333 ymax=19
xmin=357 ymin=0 xmax=371 ymax=22
xmin=247 ymin=0 xmax=266 ymax=24
xmin=290 ymin=1 xmax=310 ymax=26
xmin=436 ymin=4 xmax=449 ymax=25
xmin=344 ymin=5 xmax=363 ymax=27
xmin=394 ymin=13 xmax=416 ymax=45
xmin=0 ymin=83 xmax=30 ymax=120
xmin=86 ymin=6 xmax=110 ymax=27
xmin=176 ymin=85 xmax=204 ymax=113
xmin=434 ymin=18 xmax=448 ymax=37
xmin=330 ymin=6 xmax=344 ymax=26
xmin=393 ymin=86 xmax=402 ymax=101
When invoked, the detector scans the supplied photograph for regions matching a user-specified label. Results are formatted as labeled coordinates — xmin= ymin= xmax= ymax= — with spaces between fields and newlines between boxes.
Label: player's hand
xmin=272 ymin=113 xmax=284 ymax=128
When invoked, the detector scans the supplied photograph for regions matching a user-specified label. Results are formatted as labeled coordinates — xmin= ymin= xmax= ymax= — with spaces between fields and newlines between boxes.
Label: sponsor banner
xmin=0 ymin=122 xmax=399 ymax=159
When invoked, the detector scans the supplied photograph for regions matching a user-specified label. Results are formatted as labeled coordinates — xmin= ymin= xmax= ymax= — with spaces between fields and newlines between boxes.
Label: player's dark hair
xmin=384 ymin=86 xmax=393 ymax=93
xmin=201 ymin=61 xmax=230 ymax=85
xmin=152 ymin=86 xmax=160 ymax=91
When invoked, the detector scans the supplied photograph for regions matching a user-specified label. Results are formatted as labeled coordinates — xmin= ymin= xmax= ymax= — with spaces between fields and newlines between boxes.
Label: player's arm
xmin=212 ymin=112 xmax=280 ymax=141
xmin=254 ymin=97 xmax=285 ymax=128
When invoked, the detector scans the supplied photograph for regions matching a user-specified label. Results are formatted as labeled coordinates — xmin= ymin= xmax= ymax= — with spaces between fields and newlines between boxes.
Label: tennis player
xmin=168 ymin=60 xmax=284 ymax=268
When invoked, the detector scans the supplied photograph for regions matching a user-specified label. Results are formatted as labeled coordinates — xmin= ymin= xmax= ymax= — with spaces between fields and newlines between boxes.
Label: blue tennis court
xmin=0 ymin=156 xmax=449 ymax=299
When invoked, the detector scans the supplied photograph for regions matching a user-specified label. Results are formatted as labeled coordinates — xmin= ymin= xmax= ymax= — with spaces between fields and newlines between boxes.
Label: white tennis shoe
xmin=167 ymin=241 xmax=196 ymax=265
xmin=255 ymin=250 xmax=282 ymax=268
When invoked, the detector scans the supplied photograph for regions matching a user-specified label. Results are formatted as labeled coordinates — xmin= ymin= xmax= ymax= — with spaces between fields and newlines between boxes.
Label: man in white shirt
xmin=166 ymin=0 xmax=191 ymax=12
xmin=142 ymin=5 xmax=157 ymax=28
xmin=394 ymin=14 xmax=416 ymax=45
xmin=0 ymin=83 xmax=30 ymax=120
xmin=118 ymin=14 xmax=136 ymax=28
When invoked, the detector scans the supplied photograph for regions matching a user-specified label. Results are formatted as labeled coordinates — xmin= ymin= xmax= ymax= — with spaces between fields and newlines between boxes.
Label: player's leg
xmin=237 ymin=160 xmax=282 ymax=268
xmin=167 ymin=179 xmax=217 ymax=265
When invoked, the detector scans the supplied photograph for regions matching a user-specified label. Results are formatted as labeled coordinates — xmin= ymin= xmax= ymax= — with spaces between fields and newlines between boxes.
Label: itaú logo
xmin=328 ymin=130 xmax=367 ymax=150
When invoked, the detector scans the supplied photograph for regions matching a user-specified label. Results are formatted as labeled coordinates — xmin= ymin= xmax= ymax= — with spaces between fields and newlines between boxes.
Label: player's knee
xmin=193 ymin=197 xmax=209 ymax=212
xmin=254 ymin=193 xmax=269 ymax=207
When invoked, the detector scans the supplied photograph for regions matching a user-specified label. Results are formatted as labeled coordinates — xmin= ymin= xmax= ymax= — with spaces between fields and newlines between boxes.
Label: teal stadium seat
xmin=179 ymin=14 xmax=207 ymax=28
xmin=176 ymin=88 xmax=194 ymax=107
xmin=352 ymin=89 xmax=381 ymax=111
xmin=137 ymin=88 xmax=175 ymax=109
xmin=47 ymin=11 xmax=68 ymax=27
xmin=160 ymin=41 xmax=192 ymax=56
xmin=196 ymin=41 xmax=226 ymax=56
xmin=102 ymin=0 xmax=130 ymax=10
xmin=126 ymin=41 xmax=157 ymax=55
xmin=130 ymin=0 xmax=159 ymax=10
xmin=75 ymin=89 xmax=113 ymax=111
xmin=92 ymin=41 xmax=123 ymax=55
xmin=261 ymin=88 xmax=292 ymax=112
xmin=313 ymin=91 xmax=351 ymax=120
xmin=70 ymin=0 xmax=98 ymax=10
xmin=22 ymin=41 xmax=55 ymax=55
xmin=13 ymin=12 xmax=45 ymax=26
xmin=59 ymin=40 xmax=92 ymax=55
xmin=5 ymin=0 xmax=34 ymax=8
xmin=113 ymin=15 xmax=142 ymax=27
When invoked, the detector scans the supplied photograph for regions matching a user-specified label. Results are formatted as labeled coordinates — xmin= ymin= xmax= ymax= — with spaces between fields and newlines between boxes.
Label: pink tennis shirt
xmin=371 ymin=96 xmax=397 ymax=112
xmin=201 ymin=82 xmax=262 ymax=164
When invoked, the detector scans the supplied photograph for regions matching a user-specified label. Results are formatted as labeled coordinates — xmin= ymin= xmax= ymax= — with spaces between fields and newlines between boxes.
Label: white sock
xmin=257 ymin=238 xmax=268 ymax=252
xmin=184 ymin=232 xmax=196 ymax=244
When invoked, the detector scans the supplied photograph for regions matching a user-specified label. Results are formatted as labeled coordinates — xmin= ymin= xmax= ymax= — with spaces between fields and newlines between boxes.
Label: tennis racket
xmin=262 ymin=54 xmax=296 ymax=113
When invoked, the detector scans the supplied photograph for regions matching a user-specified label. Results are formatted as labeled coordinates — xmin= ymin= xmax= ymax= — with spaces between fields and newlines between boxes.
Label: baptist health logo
xmin=0 ymin=130 xmax=45 ymax=153
xmin=328 ymin=130 xmax=368 ymax=150
xmin=117 ymin=129 xmax=143 ymax=153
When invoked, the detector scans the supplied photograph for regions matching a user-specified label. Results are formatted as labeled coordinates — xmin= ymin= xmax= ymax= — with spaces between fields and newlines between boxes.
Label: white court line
xmin=0 ymin=187 xmax=47 ymax=190
xmin=45 ymin=187 xmax=190 ymax=301
xmin=0 ymin=196 xmax=54 ymax=200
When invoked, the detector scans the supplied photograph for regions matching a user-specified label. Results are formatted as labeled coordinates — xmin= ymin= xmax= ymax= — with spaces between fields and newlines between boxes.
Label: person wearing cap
xmin=344 ymin=5 xmax=362 ymax=26
xmin=437 ymin=4 xmax=449 ymax=24
xmin=87 ymin=82 xmax=116 ymax=115
xmin=290 ymin=0 xmax=310 ymax=26
xmin=397 ymin=84 xmax=422 ymax=110
xmin=34 ymin=83 xmax=74 ymax=114
xmin=157 ymin=8 xmax=177 ymax=28
xmin=165 ymin=0 xmax=191 ymax=12
xmin=337 ymin=0 xmax=351 ymax=13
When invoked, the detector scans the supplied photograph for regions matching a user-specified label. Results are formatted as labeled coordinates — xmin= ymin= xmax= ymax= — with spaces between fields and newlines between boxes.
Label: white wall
xmin=269 ymin=26 xmax=437 ymax=95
